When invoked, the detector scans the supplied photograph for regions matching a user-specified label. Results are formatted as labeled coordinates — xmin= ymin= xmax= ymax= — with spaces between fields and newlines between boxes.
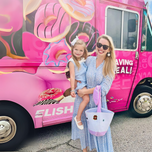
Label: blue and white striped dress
xmin=71 ymin=56 xmax=114 ymax=152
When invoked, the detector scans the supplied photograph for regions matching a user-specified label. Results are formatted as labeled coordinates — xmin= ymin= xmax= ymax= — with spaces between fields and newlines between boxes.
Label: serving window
xmin=106 ymin=7 xmax=139 ymax=50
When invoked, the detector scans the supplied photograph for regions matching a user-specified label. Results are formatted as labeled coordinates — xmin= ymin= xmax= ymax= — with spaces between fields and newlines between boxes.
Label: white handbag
xmin=85 ymin=85 xmax=114 ymax=136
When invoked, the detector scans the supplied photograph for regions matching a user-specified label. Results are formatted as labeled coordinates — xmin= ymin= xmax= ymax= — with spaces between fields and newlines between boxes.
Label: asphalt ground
xmin=14 ymin=110 xmax=152 ymax=152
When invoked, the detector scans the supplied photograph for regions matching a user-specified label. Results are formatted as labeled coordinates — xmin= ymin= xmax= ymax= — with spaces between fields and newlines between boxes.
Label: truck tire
xmin=130 ymin=85 xmax=152 ymax=117
xmin=0 ymin=103 xmax=30 ymax=150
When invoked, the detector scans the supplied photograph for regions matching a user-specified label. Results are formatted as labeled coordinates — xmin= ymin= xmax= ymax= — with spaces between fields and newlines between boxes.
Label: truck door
xmin=105 ymin=6 xmax=139 ymax=111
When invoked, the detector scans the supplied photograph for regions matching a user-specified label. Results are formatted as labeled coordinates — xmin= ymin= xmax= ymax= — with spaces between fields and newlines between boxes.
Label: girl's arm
xmin=69 ymin=62 xmax=76 ymax=97
xmin=77 ymin=87 xmax=95 ymax=97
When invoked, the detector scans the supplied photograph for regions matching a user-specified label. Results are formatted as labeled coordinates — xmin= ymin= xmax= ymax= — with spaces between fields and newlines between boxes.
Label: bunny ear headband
xmin=71 ymin=36 xmax=79 ymax=46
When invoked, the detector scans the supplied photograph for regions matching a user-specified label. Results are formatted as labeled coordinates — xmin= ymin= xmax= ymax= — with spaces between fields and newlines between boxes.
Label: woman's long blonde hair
xmin=97 ymin=35 xmax=116 ymax=78
xmin=71 ymin=39 xmax=88 ymax=69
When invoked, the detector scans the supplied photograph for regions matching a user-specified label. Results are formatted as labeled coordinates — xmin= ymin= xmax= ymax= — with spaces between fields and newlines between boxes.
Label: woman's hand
xmin=77 ymin=87 xmax=87 ymax=97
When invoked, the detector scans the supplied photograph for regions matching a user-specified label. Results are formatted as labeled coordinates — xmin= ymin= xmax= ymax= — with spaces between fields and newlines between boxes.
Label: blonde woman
xmin=71 ymin=34 xmax=116 ymax=152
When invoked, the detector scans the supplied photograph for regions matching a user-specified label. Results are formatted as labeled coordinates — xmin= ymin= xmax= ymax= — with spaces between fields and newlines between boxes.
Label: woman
xmin=71 ymin=34 xmax=116 ymax=152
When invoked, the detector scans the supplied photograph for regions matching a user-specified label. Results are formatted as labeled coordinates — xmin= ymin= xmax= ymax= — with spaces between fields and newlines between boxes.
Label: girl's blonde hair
xmin=71 ymin=39 xmax=88 ymax=69
xmin=97 ymin=34 xmax=116 ymax=78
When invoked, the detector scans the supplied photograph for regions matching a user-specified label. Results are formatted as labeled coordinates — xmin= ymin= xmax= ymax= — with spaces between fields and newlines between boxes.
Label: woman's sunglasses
xmin=96 ymin=42 xmax=110 ymax=50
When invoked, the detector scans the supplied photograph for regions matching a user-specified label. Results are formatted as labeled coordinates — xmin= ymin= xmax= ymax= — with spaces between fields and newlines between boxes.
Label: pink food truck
xmin=0 ymin=0 xmax=151 ymax=150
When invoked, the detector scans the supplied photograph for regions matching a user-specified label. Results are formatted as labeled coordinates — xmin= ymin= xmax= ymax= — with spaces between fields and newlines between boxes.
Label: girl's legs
xmin=76 ymin=90 xmax=89 ymax=126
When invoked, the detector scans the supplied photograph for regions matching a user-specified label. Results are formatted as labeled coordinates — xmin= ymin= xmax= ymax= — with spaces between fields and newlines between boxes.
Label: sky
xmin=144 ymin=0 xmax=152 ymax=22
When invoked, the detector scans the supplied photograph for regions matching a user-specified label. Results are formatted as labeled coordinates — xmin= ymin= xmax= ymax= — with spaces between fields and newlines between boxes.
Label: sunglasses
xmin=96 ymin=42 xmax=110 ymax=50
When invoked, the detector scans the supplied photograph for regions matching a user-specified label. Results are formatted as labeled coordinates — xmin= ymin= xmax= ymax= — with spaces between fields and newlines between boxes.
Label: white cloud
xmin=149 ymin=13 xmax=152 ymax=22
xmin=144 ymin=0 xmax=152 ymax=22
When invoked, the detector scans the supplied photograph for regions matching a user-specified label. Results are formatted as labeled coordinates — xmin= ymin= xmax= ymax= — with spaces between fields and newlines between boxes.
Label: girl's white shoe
xmin=74 ymin=116 xmax=84 ymax=130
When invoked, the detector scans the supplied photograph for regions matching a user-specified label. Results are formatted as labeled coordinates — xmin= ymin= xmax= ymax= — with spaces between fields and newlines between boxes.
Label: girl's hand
xmin=77 ymin=87 xmax=87 ymax=97
xmin=71 ymin=91 xmax=76 ymax=98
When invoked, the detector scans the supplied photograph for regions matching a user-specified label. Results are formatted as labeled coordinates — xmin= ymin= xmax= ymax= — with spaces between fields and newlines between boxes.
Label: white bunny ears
xmin=71 ymin=36 xmax=79 ymax=46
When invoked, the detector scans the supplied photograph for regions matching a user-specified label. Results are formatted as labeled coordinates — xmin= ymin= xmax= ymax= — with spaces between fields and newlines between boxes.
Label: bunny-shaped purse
xmin=85 ymin=85 xmax=114 ymax=136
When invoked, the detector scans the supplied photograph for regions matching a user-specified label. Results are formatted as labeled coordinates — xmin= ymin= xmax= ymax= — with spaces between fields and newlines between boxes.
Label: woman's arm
xmin=69 ymin=62 xmax=76 ymax=97
xmin=100 ymin=75 xmax=113 ymax=97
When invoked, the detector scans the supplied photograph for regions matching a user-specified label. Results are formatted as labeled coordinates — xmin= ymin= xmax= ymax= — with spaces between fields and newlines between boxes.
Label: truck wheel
xmin=130 ymin=85 xmax=152 ymax=117
xmin=0 ymin=103 xmax=30 ymax=150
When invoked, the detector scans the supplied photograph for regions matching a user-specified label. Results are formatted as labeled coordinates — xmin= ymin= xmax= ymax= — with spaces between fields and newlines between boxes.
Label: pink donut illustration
xmin=0 ymin=0 xmax=23 ymax=36
xmin=34 ymin=2 xmax=71 ymax=42
xmin=0 ymin=0 xmax=28 ymax=60
xmin=38 ymin=88 xmax=64 ymax=102
xmin=66 ymin=21 xmax=99 ymax=54
xmin=43 ymin=39 xmax=71 ymax=73
xmin=59 ymin=0 xmax=94 ymax=22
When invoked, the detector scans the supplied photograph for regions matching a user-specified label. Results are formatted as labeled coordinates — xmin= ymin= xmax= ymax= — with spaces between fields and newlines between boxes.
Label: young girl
xmin=68 ymin=38 xmax=89 ymax=130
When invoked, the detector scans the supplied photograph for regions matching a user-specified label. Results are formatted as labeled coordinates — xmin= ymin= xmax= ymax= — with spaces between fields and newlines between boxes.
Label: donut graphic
xmin=0 ymin=0 xmax=28 ymax=60
xmin=43 ymin=39 xmax=71 ymax=73
xmin=66 ymin=21 xmax=99 ymax=54
xmin=23 ymin=0 xmax=42 ymax=20
xmin=34 ymin=2 xmax=71 ymax=42
xmin=59 ymin=0 xmax=94 ymax=22
xmin=38 ymin=88 xmax=64 ymax=102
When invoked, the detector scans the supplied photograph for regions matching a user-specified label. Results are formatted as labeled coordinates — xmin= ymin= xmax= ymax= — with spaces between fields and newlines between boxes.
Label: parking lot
xmin=16 ymin=110 xmax=152 ymax=152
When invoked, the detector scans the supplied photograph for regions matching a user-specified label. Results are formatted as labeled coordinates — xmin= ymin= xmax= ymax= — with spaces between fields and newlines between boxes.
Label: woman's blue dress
xmin=71 ymin=56 xmax=114 ymax=152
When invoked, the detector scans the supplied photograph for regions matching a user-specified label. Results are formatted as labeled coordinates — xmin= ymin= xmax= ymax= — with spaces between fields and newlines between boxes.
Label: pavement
xmin=15 ymin=111 xmax=152 ymax=152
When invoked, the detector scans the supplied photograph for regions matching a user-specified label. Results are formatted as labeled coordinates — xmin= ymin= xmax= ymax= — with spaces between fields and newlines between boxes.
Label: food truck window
xmin=106 ymin=8 xmax=138 ymax=50
xmin=107 ymin=9 xmax=122 ymax=48
xmin=141 ymin=9 xmax=152 ymax=51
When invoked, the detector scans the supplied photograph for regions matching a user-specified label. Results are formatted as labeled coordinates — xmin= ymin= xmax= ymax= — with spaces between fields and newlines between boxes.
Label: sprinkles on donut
xmin=38 ymin=88 xmax=64 ymax=102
